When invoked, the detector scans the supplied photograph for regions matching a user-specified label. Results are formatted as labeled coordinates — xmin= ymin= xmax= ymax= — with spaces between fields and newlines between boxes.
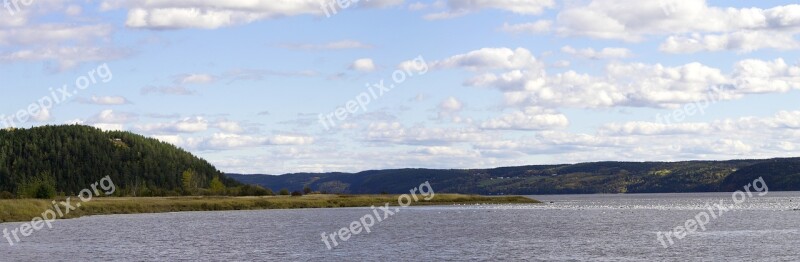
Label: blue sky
xmin=2 ymin=0 xmax=800 ymax=174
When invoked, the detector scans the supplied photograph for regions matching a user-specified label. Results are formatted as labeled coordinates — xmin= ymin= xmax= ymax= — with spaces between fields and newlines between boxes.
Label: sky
xmin=1 ymin=0 xmax=800 ymax=174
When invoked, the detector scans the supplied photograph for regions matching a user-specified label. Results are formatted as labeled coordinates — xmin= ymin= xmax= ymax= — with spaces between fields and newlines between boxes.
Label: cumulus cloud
xmin=105 ymin=0 xmax=403 ymax=29
xmin=434 ymin=47 xmax=798 ymax=110
xmin=81 ymin=110 xmax=138 ymax=130
xmin=429 ymin=47 xmax=540 ymax=71
xmin=480 ymin=108 xmax=569 ymax=130
xmin=555 ymin=0 xmax=800 ymax=52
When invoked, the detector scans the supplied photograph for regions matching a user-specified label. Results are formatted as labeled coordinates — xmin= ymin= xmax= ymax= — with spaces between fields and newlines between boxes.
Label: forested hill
xmin=0 ymin=125 xmax=240 ymax=198
xmin=228 ymin=158 xmax=800 ymax=195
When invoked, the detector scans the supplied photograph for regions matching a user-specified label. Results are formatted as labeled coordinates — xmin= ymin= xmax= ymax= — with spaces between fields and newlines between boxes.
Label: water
xmin=2 ymin=192 xmax=800 ymax=261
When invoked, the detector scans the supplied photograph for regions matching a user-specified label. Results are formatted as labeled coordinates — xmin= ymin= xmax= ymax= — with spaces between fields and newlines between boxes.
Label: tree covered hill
xmin=228 ymin=158 xmax=800 ymax=195
xmin=0 ymin=125 xmax=242 ymax=198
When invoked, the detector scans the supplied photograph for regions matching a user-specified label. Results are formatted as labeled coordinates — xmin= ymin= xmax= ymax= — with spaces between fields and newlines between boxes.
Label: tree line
xmin=0 ymin=125 xmax=272 ymax=198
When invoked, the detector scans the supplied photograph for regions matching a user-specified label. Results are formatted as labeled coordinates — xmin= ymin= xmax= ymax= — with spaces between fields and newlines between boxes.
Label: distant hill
xmin=228 ymin=158 xmax=800 ymax=194
xmin=0 ymin=125 xmax=241 ymax=197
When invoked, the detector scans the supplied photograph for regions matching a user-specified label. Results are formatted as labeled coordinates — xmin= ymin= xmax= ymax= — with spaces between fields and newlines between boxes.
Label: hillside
xmin=228 ymin=158 xmax=800 ymax=195
xmin=0 ymin=125 xmax=243 ymax=198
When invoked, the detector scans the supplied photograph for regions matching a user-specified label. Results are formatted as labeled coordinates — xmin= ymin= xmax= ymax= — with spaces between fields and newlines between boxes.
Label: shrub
xmin=35 ymin=184 xmax=56 ymax=199
xmin=279 ymin=189 xmax=290 ymax=195
xmin=209 ymin=176 xmax=226 ymax=194
xmin=291 ymin=191 xmax=303 ymax=197
xmin=0 ymin=191 xmax=14 ymax=199
xmin=17 ymin=173 xmax=57 ymax=199
xmin=303 ymin=187 xmax=312 ymax=194
xmin=237 ymin=185 xmax=273 ymax=196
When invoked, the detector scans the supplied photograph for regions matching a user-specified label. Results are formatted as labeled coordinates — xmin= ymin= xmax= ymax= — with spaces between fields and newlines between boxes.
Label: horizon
xmin=3 ymin=0 xmax=800 ymax=174
xmin=229 ymin=155 xmax=798 ymax=175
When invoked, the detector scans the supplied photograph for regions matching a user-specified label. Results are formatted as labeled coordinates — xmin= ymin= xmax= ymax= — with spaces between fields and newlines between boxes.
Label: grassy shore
xmin=0 ymin=194 xmax=539 ymax=223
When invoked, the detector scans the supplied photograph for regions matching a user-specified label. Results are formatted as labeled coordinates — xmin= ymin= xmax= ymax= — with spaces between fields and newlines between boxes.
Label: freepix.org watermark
xmin=0 ymin=63 xmax=113 ymax=129
xmin=656 ymin=176 xmax=768 ymax=248
xmin=3 ymin=176 xmax=116 ymax=247
xmin=318 ymin=55 xmax=428 ymax=131
xmin=320 ymin=181 xmax=434 ymax=250
xmin=320 ymin=0 xmax=371 ymax=18
xmin=3 ymin=0 xmax=32 ymax=15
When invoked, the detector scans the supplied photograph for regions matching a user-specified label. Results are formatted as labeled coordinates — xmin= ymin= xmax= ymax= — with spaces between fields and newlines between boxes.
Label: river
xmin=2 ymin=192 xmax=799 ymax=261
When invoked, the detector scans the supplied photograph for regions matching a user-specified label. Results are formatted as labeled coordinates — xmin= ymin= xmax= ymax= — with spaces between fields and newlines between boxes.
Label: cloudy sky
xmin=2 ymin=0 xmax=800 ymax=174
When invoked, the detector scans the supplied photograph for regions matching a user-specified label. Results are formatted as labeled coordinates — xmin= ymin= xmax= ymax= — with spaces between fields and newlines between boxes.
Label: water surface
xmin=2 ymin=192 xmax=799 ymax=261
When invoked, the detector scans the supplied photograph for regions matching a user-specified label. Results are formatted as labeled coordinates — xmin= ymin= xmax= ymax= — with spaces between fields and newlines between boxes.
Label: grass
xmin=0 ymin=194 xmax=540 ymax=223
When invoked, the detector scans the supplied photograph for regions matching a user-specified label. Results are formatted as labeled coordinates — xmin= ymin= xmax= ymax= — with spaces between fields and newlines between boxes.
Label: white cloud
xmin=81 ymin=110 xmax=138 ymax=131
xmin=435 ymin=47 xmax=800 ymax=110
xmin=65 ymin=5 xmax=82 ymax=16
xmin=660 ymin=31 xmax=800 ymax=54
xmin=599 ymin=122 xmax=712 ymax=136
xmin=178 ymin=74 xmax=215 ymax=84
xmin=107 ymin=0 xmax=403 ymax=29
xmin=136 ymin=117 xmax=209 ymax=133
xmin=732 ymin=58 xmax=800 ymax=94
xmin=268 ymin=135 xmax=315 ymax=145
xmin=0 ymin=21 xmax=124 ymax=70
xmin=0 ymin=46 xmax=129 ymax=71
xmin=439 ymin=97 xmax=463 ymax=112
xmin=81 ymin=96 xmax=131 ymax=105
xmin=366 ymin=122 xmax=488 ymax=146
xmin=432 ymin=47 xmax=540 ymax=71
xmin=120 ymin=1 xmax=322 ymax=29
xmin=141 ymin=86 xmax=196 ymax=96
xmin=88 ymin=110 xmax=139 ymax=124
xmin=0 ymin=24 xmax=112 ymax=46
xmin=215 ymin=120 xmax=243 ymax=133
xmin=349 ymin=58 xmax=377 ymax=72
xmin=280 ymin=40 xmax=372 ymax=50
xmin=500 ymin=20 xmax=552 ymax=34
xmin=31 ymin=107 xmax=51 ymax=122
xmin=481 ymin=108 xmax=569 ymax=131
xmin=555 ymin=0 xmax=800 ymax=52
xmin=408 ymin=1 xmax=445 ymax=11
xmin=154 ymin=133 xmax=314 ymax=150
xmin=425 ymin=0 xmax=554 ymax=20
xmin=359 ymin=0 xmax=405 ymax=9
xmin=412 ymin=146 xmax=479 ymax=157
xmin=93 ymin=123 xmax=125 ymax=131
xmin=561 ymin=46 xmax=632 ymax=60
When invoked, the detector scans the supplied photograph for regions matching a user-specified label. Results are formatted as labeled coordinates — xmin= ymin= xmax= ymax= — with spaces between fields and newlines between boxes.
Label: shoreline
xmin=0 ymin=194 xmax=540 ymax=223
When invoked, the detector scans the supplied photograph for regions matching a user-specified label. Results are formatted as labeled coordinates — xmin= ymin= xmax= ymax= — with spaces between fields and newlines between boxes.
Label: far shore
xmin=0 ymin=194 xmax=540 ymax=223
